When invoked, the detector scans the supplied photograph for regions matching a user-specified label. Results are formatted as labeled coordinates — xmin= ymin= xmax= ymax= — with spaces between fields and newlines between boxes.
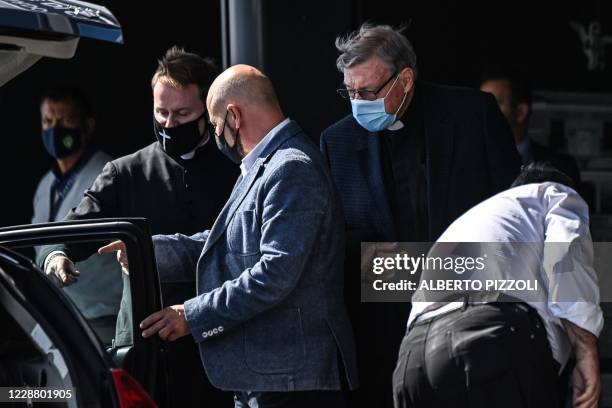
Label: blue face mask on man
xmin=350 ymin=74 xmax=409 ymax=132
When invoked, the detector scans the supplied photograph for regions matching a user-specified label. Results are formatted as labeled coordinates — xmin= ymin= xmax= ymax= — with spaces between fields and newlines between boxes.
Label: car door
xmin=0 ymin=245 xmax=158 ymax=408
xmin=0 ymin=218 xmax=166 ymax=405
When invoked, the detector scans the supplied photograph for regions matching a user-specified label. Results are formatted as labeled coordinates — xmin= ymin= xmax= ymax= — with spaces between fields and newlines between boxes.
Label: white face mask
xmin=350 ymin=74 xmax=408 ymax=132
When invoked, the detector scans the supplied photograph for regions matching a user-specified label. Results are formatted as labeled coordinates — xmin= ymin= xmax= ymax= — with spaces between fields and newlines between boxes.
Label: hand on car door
xmin=98 ymin=240 xmax=129 ymax=275
xmin=45 ymin=254 xmax=80 ymax=287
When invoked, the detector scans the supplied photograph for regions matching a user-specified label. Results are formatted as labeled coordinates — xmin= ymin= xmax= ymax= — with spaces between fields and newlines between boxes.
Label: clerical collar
xmin=386 ymin=83 xmax=420 ymax=132
xmin=387 ymin=121 xmax=404 ymax=131
xmin=180 ymin=133 xmax=210 ymax=160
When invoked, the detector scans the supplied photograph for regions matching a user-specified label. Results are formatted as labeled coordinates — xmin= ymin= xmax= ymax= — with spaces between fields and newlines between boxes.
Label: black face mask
xmin=214 ymin=111 xmax=243 ymax=164
xmin=153 ymin=112 xmax=206 ymax=157
xmin=41 ymin=125 xmax=83 ymax=159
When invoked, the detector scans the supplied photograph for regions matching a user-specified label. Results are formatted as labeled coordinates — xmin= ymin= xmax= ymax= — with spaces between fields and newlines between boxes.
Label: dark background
xmin=1 ymin=0 xmax=611 ymax=228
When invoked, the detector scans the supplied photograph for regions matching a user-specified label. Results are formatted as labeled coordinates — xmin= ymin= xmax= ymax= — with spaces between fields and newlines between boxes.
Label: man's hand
xmin=140 ymin=305 xmax=190 ymax=342
xmin=98 ymin=240 xmax=129 ymax=275
xmin=563 ymin=319 xmax=601 ymax=408
xmin=45 ymin=255 xmax=80 ymax=287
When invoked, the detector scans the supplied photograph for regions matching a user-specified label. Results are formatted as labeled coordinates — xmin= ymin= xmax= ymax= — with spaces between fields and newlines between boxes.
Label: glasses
xmin=337 ymin=70 xmax=398 ymax=101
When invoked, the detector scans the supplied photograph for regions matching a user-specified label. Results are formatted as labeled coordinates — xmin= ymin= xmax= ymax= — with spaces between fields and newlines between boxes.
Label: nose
xmin=165 ymin=113 xmax=179 ymax=128
xmin=45 ymin=118 xmax=60 ymax=129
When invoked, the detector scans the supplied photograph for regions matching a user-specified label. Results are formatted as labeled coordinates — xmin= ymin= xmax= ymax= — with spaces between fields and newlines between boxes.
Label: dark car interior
xmin=0 ymin=245 xmax=110 ymax=408
xmin=0 ymin=308 xmax=68 ymax=407
xmin=0 ymin=220 xmax=162 ymax=406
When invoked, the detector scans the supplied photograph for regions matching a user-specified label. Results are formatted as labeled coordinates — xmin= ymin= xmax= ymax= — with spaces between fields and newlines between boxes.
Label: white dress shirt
xmin=240 ymin=118 xmax=291 ymax=177
xmin=408 ymin=182 xmax=604 ymax=368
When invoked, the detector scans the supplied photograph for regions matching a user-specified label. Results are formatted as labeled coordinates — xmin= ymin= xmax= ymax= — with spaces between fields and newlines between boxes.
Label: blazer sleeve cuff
xmin=184 ymin=296 xmax=229 ymax=343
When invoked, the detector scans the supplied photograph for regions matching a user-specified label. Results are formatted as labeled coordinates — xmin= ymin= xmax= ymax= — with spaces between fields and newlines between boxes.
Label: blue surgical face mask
xmin=350 ymin=75 xmax=408 ymax=132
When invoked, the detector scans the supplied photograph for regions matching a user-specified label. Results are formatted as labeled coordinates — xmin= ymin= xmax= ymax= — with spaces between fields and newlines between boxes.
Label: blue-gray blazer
xmin=153 ymin=120 xmax=358 ymax=392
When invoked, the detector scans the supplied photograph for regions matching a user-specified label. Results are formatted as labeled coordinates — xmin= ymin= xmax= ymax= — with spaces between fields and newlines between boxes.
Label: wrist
xmin=44 ymin=251 xmax=69 ymax=272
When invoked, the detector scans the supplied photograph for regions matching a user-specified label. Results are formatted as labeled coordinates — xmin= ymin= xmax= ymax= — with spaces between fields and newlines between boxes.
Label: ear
xmin=399 ymin=67 xmax=415 ymax=93
xmin=515 ymin=102 xmax=530 ymax=125
xmin=227 ymin=104 xmax=241 ymax=129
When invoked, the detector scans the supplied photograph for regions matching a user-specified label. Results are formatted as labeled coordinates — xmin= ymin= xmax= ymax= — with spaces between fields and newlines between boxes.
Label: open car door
xmin=0 ymin=218 xmax=165 ymax=405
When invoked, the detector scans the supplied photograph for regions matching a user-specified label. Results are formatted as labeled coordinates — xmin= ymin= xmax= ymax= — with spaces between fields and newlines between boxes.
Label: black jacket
xmin=320 ymin=81 xmax=522 ymax=241
xmin=37 ymin=140 xmax=238 ymax=266
xmin=66 ymin=141 xmax=239 ymax=236
xmin=320 ymin=81 xmax=523 ymax=408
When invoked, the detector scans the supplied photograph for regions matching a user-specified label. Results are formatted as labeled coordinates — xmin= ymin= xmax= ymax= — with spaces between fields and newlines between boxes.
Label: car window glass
xmin=12 ymin=240 xmax=133 ymax=350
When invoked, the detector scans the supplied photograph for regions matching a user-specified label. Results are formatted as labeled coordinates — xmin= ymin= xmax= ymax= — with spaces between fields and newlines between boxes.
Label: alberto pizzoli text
xmin=372 ymin=279 xmax=538 ymax=292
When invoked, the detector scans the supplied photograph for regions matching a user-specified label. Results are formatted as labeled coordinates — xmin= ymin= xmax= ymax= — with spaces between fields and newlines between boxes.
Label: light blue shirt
xmin=240 ymin=118 xmax=291 ymax=176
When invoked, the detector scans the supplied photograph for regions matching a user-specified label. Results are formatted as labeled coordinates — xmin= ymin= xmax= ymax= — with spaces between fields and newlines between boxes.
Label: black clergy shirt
xmin=379 ymin=85 xmax=429 ymax=242
xmin=66 ymin=139 xmax=238 ymax=236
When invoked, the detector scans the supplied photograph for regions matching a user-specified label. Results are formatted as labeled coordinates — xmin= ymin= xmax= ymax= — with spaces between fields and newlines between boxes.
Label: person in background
xmin=32 ymin=86 xmax=122 ymax=344
xmin=480 ymin=70 xmax=581 ymax=185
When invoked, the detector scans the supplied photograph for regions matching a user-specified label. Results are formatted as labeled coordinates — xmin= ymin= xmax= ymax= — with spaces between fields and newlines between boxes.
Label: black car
xmin=0 ymin=219 xmax=162 ymax=407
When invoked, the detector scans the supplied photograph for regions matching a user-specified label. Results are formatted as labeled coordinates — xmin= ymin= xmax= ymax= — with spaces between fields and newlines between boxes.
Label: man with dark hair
xmin=511 ymin=162 xmax=576 ymax=190
xmin=394 ymin=162 xmax=602 ymax=408
xmin=34 ymin=87 xmax=106 ymax=224
xmin=480 ymin=70 xmax=581 ymax=185
xmin=40 ymin=46 xmax=238 ymax=406
xmin=33 ymin=86 xmax=122 ymax=344
xmin=320 ymin=23 xmax=521 ymax=407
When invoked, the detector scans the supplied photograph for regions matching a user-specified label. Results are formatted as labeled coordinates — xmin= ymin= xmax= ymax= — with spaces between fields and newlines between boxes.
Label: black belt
xmin=412 ymin=292 xmax=535 ymax=329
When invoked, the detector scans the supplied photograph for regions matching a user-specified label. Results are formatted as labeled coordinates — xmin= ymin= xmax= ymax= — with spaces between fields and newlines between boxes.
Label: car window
xmin=13 ymin=240 xmax=132 ymax=349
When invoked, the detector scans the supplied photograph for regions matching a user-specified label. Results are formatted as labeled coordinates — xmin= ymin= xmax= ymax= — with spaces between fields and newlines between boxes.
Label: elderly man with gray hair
xmin=320 ymin=23 xmax=522 ymax=407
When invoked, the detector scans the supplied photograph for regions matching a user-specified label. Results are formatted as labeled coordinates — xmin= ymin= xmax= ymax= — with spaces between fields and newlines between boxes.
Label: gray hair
xmin=335 ymin=23 xmax=418 ymax=77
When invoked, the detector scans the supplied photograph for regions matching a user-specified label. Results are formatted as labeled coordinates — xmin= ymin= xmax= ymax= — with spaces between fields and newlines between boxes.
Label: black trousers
xmin=393 ymin=302 xmax=560 ymax=408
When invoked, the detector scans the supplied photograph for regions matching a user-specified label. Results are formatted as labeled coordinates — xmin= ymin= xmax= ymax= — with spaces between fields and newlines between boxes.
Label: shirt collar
xmin=386 ymin=82 xmax=420 ymax=132
xmin=387 ymin=120 xmax=404 ymax=131
xmin=240 ymin=118 xmax=290 ymax=176
xmin=180 ymin=133 xmax=210 ymax=160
